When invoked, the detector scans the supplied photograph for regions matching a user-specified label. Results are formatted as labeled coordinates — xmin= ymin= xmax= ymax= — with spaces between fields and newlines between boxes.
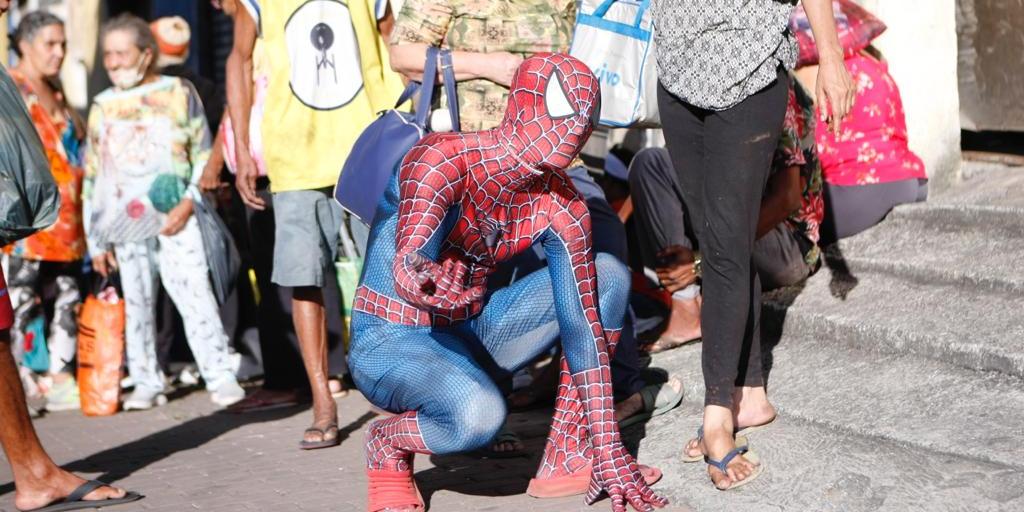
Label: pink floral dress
xmin=816 ymin=54 xmax=927 ymax=187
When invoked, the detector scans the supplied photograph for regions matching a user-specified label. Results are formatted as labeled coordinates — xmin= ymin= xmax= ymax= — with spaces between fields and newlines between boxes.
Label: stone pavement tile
xmin=1 ymin=383 xmax=689 ymax=512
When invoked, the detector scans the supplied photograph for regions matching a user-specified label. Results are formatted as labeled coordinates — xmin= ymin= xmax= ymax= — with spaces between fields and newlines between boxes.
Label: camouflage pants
xmin=1 ymin=255 xmax=81 ymax=375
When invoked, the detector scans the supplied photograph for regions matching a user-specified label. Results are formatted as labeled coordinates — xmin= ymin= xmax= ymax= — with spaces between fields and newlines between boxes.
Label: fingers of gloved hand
xmin=625 ymin=488 xmax=652 ymax=512
xmin=585 ymin=478 xmax=603 ymax=505
xmin=639 ymin=485 xmax=668 ymax=508
xmin=608 ymin=488 xmax=627 ymax=512
xmin=454 ymin=285 xmax=485 ymax=307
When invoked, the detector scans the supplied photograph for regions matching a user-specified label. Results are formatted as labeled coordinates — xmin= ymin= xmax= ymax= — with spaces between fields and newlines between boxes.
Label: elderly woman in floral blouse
xmin=3 ymin=11 xmax=87 ymax=412
xmin=84 ymin=13 xmax=243 ymax=411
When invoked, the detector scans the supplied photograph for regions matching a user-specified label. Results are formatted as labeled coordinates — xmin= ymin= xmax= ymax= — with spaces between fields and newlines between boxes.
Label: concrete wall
xmin=957 ymin=0 xmax=1024 ymax=132
xmin=856 ymin=0 xmax=962 ymax=190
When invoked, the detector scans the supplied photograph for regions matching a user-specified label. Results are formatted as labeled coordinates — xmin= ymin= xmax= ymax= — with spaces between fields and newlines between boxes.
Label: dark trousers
xmin=629 ymin=147 xmax=812 ymax=292
xmin=248 ymin=183 xmax=349 ymax=392
xmin=488 ymin=167 xmax=645 ymax=402
xmin=657 ymin=72 xmax=789 ymax=408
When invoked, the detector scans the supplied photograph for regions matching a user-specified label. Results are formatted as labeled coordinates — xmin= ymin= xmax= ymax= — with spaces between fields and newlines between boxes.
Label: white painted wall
xmin=856 ymin=0 xmax=962 ymax=190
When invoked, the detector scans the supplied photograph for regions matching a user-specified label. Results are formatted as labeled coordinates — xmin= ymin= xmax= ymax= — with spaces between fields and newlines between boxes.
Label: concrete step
xmin=936 ymin=162 xmax=1024 ymax=209
xmin=761 ymin=269 xmax=1024 ymax=378
xmin=637 ymin=399 xmax=1024 ymax=512
xmin=649 ymin=335 xmax=1024 ymax=470
xmin=833 ymin=213 xmax=1024 ymax=294
xmin=886 ymin=202 xmax=1024 ymax=237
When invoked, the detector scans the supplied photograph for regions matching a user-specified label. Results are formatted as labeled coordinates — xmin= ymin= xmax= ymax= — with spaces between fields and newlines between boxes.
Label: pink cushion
xmin=790 ymin=0 xmax=887 ymax=68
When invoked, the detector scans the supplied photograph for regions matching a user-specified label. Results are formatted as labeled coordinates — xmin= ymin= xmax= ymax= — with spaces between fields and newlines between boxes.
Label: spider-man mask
xmin=497 ymin=53 xmax=601 ymax=174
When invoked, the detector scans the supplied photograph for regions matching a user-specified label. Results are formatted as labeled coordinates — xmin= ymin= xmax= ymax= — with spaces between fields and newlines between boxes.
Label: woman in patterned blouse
xmin=653 ymin=0 xmax=854 ymax=491
xmin=85 ymin=14 xmax=244 ymax=412
xmin=2 ymin=11 xmax=87 ymax=412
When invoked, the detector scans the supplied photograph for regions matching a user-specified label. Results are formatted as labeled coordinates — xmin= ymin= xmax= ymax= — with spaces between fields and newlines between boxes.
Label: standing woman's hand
xmin=815 ymin=54 xmax=855 ymax=134
xmin=802 ymin=0 xmax=856 ymax=134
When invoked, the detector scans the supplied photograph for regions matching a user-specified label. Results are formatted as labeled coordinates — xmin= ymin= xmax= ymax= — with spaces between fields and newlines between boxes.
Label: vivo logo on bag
xmin=595 ymin=63 xmax=623 ymax=87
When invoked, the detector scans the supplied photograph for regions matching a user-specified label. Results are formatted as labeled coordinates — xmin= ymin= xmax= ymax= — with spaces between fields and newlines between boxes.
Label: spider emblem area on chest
xmin=478 ymin=217 xmax=508 ymax=250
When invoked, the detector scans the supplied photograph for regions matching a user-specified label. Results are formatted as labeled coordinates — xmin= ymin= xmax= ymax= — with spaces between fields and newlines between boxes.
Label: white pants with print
xmin=114 ymin=217 xmax=236 ymax=394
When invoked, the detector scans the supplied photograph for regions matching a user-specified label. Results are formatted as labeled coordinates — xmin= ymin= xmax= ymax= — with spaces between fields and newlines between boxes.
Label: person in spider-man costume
xmin=349 ymin=53 xmax=668 ymax=512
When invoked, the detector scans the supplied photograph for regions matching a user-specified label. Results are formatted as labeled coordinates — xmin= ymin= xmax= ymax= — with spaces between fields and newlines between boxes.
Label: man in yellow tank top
xmin=228 ymin=0 xmax=403 ymax=449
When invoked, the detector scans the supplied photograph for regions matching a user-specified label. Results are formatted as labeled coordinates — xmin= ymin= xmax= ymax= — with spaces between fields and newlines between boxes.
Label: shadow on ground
xmin=0 ymin=404 xmax=316 ymax=497
xmin=415 ymin=387 xmax=661 ymax=508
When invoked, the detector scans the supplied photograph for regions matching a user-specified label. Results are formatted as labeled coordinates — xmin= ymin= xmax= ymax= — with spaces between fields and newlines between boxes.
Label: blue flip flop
xmin=682 ymin=427 xmax=749 ymax=463
xmin=705 ymin=445 xmax=763 ymax=490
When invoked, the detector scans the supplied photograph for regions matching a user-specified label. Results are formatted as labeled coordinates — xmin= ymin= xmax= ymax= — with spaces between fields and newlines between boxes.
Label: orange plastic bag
xmin=77 ymin=286 xmax=125 ymax=416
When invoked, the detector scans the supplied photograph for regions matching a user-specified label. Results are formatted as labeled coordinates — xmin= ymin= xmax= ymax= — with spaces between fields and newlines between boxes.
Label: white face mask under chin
xmin=109 ymin=55 xmax=148 ymax=90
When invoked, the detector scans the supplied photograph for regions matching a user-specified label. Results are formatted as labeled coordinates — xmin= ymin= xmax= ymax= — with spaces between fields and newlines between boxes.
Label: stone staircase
xmin=635 ymin=162 xmax=1024 ymax=511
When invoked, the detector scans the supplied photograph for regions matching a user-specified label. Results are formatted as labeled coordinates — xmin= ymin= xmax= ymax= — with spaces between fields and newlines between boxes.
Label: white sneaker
xmin=210 ymin=380 xmax=245 ymax=407
xmin=44 ymin=377 xmax=81 ymax=412
xmin=20 ymin=367 xmax=41 ymax=399
xmin=177 ymin=365 xmax=201 ymax=387
xmin=122 ymin=388 xmax=168 ymax=411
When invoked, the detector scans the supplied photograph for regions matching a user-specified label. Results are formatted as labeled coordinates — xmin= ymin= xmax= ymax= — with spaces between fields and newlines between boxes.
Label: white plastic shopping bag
xmin=570 ymin=0 xmax=659 ymax=127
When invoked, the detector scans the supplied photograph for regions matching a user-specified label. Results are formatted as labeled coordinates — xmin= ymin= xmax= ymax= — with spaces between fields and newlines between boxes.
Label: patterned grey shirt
xmin=653 ymin=0 xmax=798 ymax=111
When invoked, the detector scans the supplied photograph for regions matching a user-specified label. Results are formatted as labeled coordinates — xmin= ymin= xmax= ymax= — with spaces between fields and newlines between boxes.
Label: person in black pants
xmin=629 ymin=78 xmax=823 ymax=355
xmin=654 ymin=0 xmax=853 ymax=490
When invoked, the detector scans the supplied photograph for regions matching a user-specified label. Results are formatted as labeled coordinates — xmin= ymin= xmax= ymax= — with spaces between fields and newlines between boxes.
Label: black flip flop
xmin=471 ymin=429 xmax=527 ymax=459
xmin=299 ymin=423 xmax=340 ymax=450
xmin=20 ymin=480 xmax=143 ymax=512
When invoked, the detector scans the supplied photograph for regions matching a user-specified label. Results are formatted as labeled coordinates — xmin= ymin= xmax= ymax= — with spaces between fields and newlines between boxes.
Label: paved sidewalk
xmin=0 ymin=384 xmax=693 ymax=512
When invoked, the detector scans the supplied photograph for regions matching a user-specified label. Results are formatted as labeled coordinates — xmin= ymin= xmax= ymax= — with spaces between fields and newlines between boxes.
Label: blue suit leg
xmin=350 ymin=320 xmax=506 ymax=457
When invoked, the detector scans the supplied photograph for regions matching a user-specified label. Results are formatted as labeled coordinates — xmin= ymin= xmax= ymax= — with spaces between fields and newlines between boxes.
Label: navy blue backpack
xmin=334 ymin=47 xmax=460 ymax=225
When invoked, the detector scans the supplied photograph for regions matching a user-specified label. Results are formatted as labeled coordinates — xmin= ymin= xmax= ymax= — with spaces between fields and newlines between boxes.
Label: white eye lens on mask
xmin=544 ymin=71 xmax=576 ymax=119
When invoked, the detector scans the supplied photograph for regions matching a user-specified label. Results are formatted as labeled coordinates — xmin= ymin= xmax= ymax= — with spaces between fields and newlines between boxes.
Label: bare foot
xmin=490 ymin=434 xmax=523 ymax=454
xmin=329 ymin=378 xmax=349 ymax=398
xmin=615 ymin=376 xmax=683 ymax=423
xmin=701 ymin=409 xmax=758 ymax=490
xmin=14 ymin=465 xmax=127 ymax=512
xmin=684 ymin=388 xmax=775 ymax=459
xmin=644 ymin=296 xmax=702 ymax=353
xmin=304 ymin=395 xmax=339 ymax=445
xmin=733 ymin=386 xmax=776 ymax=431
